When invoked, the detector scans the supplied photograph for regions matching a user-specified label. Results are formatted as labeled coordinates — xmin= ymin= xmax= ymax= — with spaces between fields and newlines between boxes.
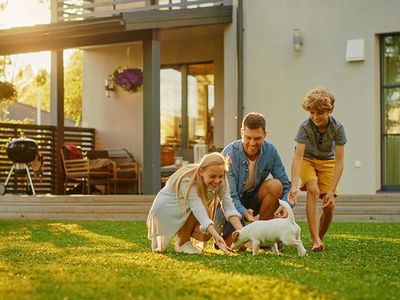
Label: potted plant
xmin=112 ymin=67 xmax=143 ymax=94
xmin=0 ymin=81 xmax=17 ymax=102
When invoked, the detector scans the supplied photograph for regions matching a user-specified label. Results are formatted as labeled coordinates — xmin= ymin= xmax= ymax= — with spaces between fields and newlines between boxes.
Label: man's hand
xmin=244 ymin=209 xmax=255 ymax=222
xmin=274 ymin=205 xmax=288 ymax=218
xmin=288 ymin=188 xmax=298 ymax=206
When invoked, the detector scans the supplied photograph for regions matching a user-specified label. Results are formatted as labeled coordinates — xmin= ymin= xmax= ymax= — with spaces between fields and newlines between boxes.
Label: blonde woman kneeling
xmin=147 ymin=152 xmax=243 ymax=254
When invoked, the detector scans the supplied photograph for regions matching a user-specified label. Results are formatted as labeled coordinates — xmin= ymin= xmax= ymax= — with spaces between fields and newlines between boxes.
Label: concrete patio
xmin=0 ymin=194 xmax=399 ymax=222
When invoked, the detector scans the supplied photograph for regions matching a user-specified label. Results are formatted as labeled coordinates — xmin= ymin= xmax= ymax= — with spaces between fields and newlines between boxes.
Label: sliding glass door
xmin=381 ymin=34 xmax=400 ymax=190
xmin=160 ymin=62 xmax=214 ymax=150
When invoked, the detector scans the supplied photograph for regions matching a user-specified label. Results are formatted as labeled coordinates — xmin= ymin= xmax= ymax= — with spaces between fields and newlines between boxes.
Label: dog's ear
xmin=232 ymin=230 xmax=240 ymax=242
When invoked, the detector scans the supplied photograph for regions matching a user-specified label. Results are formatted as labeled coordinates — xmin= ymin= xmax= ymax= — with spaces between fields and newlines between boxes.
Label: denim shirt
xmin=222 ymin=140 xmax=291 ymax=216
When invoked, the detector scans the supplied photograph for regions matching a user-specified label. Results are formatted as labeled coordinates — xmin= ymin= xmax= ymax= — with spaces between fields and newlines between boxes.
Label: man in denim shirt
xmin=221 ymin=112 xmax=291 ymax=245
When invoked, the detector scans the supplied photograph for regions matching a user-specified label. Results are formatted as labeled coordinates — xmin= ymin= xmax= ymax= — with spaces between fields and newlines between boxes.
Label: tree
xmin=15 ymin=65 xmax=50 ymax=113
xmin=0 ymin=55 xmax=17 ymax=116
xmin=0 ymin=0 xmax=8 ymax=11
xmin=64 ymin=49 xmax=83 ymax=125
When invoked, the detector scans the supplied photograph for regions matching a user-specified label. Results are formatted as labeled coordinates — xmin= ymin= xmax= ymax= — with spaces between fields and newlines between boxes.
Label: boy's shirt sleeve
xmin=294 ymin=124 xmax=308 ymax=144
xmin=335 ymin=124 xmax=347 ymax=145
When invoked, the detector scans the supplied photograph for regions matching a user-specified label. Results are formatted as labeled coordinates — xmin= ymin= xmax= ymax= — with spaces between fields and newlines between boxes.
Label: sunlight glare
xmin=0 ymin=0 xmax=50 ymax=29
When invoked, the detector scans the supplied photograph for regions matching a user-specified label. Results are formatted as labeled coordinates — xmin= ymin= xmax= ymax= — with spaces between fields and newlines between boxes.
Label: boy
xmin=289 ymin=87 xmax=346 ymax=252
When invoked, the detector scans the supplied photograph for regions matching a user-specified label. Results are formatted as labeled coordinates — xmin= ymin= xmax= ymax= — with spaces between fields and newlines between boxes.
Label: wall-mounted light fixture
xmin=105 ymin=74 xmax=115 ymax=97
xmin=293 ymin=28 xmax=303 ymax=52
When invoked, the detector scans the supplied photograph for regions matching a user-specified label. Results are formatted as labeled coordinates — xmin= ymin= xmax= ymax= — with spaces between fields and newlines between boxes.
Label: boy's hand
xmin=244 ymin=209 xmax=255 ymax=222
xmin=323 ymin=191 xmax=335 ymax=208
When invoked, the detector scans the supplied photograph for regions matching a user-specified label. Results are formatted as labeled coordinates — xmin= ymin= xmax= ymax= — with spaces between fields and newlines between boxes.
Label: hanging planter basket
xmin=0 ymin=81 xmax=17 ymax=102
xmin=112 ymin=67 xmax=143 ymax=94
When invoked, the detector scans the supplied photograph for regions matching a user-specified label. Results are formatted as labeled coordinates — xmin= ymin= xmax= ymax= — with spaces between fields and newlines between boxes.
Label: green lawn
xmin=0 ymin=220 xmax=399 ymax=300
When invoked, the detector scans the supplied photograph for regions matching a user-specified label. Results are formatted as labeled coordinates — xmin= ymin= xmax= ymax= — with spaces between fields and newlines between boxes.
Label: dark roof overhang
xmin=0 ymin=5 xmax=232 ymax=55
xmin=0 ymin=16 xmax=152 ymax=55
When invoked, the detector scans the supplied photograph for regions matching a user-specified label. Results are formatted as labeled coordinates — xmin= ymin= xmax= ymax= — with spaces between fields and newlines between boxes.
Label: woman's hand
xmin=213 ymin=235 xmax=232 ymax=255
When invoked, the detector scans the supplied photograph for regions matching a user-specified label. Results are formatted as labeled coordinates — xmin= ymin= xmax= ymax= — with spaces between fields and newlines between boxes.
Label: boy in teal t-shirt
xmin=289 ymin=87 xmax=347 ymax=252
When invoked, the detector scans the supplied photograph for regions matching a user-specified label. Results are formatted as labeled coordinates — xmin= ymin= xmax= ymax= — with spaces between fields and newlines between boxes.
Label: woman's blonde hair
xmin=301 ymin=87 xmax=335 ymax=112
xmin=166 ymin=152 xmax=228 ymax=213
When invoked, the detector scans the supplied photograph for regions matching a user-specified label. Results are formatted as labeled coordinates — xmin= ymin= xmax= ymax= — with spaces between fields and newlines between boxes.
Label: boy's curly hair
xmin=301 ymin=87 xmax=335 ymax=112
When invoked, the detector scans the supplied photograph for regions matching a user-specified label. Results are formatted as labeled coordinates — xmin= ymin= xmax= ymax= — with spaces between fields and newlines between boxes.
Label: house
xmin=0 ymin=0 xmax=399 ymax=196
xmin=2 ymin=101 xmax=76 ymax=126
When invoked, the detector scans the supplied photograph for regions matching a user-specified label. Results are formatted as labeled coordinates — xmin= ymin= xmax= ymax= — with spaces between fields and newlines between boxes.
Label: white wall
xmin=240 ymin=0 xmax=400 ymax=194
xmin=82 ymin=43 xmax=144 ymax=164
xmin=223 ymin=0 xmax=239 ymax=145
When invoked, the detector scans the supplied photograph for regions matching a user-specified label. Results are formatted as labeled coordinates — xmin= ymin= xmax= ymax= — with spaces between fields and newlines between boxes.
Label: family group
xmin=147 ymin=87 xmax=347 ymax=254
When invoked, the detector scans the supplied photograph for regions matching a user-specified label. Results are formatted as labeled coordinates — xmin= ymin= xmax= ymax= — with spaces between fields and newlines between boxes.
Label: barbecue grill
xmin=0 ymin=138 xmax=40 ymax=195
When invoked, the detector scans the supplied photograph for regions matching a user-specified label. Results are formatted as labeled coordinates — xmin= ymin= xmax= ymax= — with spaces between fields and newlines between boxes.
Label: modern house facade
xmin=1 ymin=0 xmax=400 ymax=196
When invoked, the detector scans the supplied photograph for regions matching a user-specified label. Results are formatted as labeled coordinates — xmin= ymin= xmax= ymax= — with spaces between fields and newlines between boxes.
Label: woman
xmin=147 ymin=152 xmax=243 ymax=254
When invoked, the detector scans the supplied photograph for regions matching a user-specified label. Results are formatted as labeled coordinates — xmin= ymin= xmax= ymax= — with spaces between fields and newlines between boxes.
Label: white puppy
xmin=231 ymin=200 xmax=307 ymax=257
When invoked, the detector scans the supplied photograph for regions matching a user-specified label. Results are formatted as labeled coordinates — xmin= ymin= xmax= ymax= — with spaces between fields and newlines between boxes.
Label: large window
xmin=160 ymin=62 xmax=214 ymax=150
xmin=381 ymin=34 xmax=400 ymax=189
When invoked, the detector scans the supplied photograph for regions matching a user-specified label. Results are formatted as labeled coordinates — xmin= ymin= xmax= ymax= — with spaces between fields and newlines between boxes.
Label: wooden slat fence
xmin=0 ymin=123 xmax=94 ymax=194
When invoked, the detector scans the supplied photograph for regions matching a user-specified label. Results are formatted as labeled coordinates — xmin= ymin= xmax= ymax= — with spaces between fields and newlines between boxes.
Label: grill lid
xmin=6 ymin=138 xmax=38 ymax=164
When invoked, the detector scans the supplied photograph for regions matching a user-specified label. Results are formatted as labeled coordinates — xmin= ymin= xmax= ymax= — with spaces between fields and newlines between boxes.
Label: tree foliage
xmin=3 ymin=50 xmax=83 ymax=125
xmin=0 ymin=0 xmax=8 ymax=11
xmin=16 ymin=65 xmax=50 ymax=113
xmin=64 ymin=49 xmax=83 ymax=125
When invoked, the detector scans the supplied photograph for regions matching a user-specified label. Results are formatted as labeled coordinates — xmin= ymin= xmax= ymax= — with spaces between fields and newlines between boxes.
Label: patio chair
xmin=87 ymin=148 xmax=140 ymax=194
xmin=60 ymin=144 xmax=112 ymax=194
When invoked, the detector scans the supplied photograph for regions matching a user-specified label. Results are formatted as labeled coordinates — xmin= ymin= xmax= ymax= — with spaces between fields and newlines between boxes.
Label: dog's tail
xmin=279 ymin=199 xmax=295 ymax=224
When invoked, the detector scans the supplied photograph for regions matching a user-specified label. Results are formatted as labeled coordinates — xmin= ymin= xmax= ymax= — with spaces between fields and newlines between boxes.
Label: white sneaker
xmin=195 ymin=241 xmax=208 ymax=250
xmin=175 ymin=241 xmax=202 ymax=254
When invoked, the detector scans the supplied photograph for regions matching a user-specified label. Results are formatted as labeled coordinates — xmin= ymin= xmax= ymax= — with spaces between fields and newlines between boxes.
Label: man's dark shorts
xmin=221 ymin=189 xmax=261 ymax=239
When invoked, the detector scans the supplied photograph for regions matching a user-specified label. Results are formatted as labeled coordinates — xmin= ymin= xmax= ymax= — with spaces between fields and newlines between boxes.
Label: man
xmin=221 ymin=112 xmax=291 ymax=245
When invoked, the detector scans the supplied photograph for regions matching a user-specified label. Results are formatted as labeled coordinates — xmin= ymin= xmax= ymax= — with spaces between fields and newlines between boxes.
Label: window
xmin=381 ymin=34 xmax=400 ymax=189
xmin=160 ymin=62 xmax=214 ymax=150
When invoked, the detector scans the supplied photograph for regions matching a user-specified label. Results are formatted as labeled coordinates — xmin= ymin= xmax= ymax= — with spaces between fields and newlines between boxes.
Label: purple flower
xmin=112 ymin=67 xmax=143 ymax=93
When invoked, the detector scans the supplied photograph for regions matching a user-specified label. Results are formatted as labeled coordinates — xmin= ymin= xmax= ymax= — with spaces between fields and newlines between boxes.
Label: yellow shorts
xmin=299 ymin=157 xmax=338 ymax=197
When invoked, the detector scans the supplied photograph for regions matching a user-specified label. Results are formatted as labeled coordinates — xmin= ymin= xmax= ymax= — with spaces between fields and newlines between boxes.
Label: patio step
xmin=0 ymin=195 xmax=155 ymax=221
xmin=0 ymin=194 xmax=399 ymax=222
xmin=293 ymin=194 xmax=400 ymax=222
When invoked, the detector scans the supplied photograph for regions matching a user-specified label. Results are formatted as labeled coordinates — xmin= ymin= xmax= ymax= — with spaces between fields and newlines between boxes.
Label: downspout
xmin=237 ymin=0 xmax=244 ymax=138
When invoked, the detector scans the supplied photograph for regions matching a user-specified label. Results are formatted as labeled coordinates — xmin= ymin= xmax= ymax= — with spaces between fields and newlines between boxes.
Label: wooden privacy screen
xmin=0 ymin=123 xmax=94 ymax=194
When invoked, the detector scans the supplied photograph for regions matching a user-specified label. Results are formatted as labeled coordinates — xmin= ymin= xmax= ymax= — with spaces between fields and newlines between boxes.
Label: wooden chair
xmin=87 ymin=148 xmax=140 ymax=194
xmin=60 ymin=144 xmax=112 ymax=194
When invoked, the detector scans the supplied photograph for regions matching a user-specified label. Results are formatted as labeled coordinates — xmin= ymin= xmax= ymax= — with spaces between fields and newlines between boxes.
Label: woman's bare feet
xmin=311 ymin=240 xmax=324 ymax=252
